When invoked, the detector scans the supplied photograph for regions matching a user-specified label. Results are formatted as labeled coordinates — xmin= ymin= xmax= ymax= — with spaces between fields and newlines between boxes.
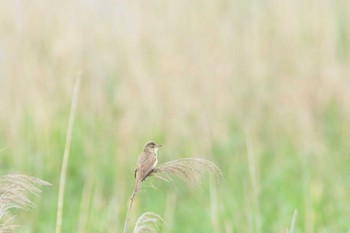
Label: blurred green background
xmin=1 ymin=0 xmax=350 ymax=232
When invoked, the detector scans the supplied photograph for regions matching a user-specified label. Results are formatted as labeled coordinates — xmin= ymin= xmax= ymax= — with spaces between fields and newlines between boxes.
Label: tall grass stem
xmin=123 ymin=191 xmax=136 ymax=233
xmin=55 ymin=77 xmax=81 ymax=233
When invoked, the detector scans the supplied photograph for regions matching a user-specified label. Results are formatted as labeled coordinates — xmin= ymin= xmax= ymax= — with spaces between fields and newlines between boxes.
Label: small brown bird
xmin=134 ymin=141 xmax=161 ymax=192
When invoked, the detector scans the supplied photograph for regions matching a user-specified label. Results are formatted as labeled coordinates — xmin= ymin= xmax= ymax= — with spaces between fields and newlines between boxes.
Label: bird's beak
xmin=156 ymin=144 xmax=162 ymax=148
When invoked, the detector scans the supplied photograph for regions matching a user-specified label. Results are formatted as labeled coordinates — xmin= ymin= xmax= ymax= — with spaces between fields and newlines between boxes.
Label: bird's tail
xmin=134 ymin=172 xmax=142 ymax=193
xmin=134 ymin=179 xmax=141 ymax=192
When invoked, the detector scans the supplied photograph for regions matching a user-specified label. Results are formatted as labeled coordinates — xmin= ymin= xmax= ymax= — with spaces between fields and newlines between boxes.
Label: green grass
xmin=1 ymin=0 xmax=350 ymax=232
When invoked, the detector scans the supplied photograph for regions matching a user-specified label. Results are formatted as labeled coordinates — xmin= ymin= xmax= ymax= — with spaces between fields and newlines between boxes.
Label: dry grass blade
xmin=133 ymin=212 xmax=163 ymax=233
xmin=55 ymin=77 xmax=80 ymax=233
xmin=286 ymin=209 xmax=298 ymax=233
xmin=151 ymin=158 xmax=222 ymax=186
xmin=0 ymin=174 xmax=50 ymax=232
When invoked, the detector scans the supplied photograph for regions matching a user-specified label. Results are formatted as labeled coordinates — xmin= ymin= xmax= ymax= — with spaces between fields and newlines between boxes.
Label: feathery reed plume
xmin=133 ymin=212 xmax=163 ymax=233
xmin=0 ymin=174 xmax=50 ymax=232
xmin=150 ymin=158 xmax=222 ymax=186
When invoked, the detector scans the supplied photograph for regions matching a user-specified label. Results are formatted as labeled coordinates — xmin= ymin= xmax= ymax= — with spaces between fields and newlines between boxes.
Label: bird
xmin=134 ymin=141 xmax=161 ymax=192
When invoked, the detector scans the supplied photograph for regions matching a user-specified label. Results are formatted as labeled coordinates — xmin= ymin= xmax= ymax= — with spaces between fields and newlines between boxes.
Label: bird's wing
xmin=137 ymin=152 xmax=148 ymax=165
xmin=139 ymin=155 xmax=157 ymax=180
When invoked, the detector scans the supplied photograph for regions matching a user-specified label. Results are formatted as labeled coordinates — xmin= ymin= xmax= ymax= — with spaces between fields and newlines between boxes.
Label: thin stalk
xmin=123 ymin=191 xmax=136 ymax=233
xmin=55 ymin=77 xmax=80 ymax=233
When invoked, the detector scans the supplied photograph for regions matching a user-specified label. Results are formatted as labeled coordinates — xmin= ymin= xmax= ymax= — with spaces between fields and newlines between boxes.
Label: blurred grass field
xmin=1 ymin=0 xmax=350 ymax=232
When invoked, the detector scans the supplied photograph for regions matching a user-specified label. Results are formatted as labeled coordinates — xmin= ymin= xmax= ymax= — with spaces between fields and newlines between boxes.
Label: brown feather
xmin=134 ymin=150 xmax=157 ymax=192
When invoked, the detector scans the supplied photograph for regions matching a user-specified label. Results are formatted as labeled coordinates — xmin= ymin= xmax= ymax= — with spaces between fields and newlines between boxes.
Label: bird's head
xmin=143 ymin=140 xmax=162 ymax=153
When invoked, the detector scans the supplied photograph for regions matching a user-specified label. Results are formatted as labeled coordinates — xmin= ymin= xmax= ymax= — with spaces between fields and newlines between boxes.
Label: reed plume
xmin=133 ymin=212 xmax=163 ymax=233
xmin=150 ymin=158 xmax=222 ymax=186
xmin=0 ymin=174 xmax=50 ymax=232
